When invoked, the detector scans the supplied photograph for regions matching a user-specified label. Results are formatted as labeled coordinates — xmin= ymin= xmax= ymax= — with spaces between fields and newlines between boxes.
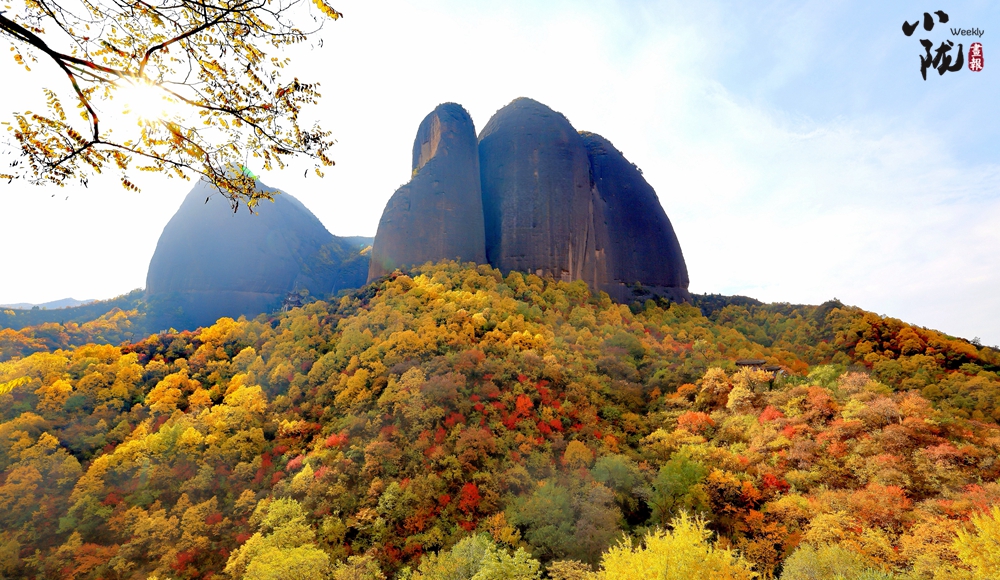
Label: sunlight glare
xmin=115 ymin=79 xmax=181 ymax=121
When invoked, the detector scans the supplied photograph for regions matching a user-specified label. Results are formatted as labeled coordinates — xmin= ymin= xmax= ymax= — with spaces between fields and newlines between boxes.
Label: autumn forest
xmin=2 ymin=262 xmax=1000 ymax=579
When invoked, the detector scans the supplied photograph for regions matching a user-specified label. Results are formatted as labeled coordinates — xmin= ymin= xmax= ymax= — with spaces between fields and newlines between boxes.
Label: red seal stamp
xmin=969 ymin=42 xmax=984 ymax=71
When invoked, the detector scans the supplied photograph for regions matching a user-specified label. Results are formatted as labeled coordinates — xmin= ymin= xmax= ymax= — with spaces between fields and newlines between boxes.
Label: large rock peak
xmin=581 ymin=132 xmax=690 ymax=301
xmin=368 ymin=103 xmax=486 ymax=281
xmin=368 ymin=97 xmax=691 ymax=303
xmin=478 ymin=98 xmax=606 ymax=285
xmin=146 ymin=181 xmax=370 ymax=330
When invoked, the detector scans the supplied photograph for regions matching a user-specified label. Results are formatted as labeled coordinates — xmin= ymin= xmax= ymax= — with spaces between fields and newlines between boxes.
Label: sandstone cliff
xmin=368 ymin=103 xmax=486 ymax=281
xmin=146 ymin=180 xmax=370 ymax=330
xmin=582 ymin=132 xmax=690 ymax=302
xmin=478 ymin=97 xmax=608 ymax=289
xmin=367 ymin=97 xmax=690 ymax=303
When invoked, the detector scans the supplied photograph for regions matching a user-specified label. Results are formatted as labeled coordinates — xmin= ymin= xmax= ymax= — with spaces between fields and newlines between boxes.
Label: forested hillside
xmin=0 ymin=290 xmax=145 ymax=334
xmin=1 ymin=262 xmax=998 ymax=579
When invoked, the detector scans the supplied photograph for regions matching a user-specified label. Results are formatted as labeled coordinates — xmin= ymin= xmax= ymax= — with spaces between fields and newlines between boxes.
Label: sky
xmin=1 ymin=0 xmax=998 ymax=345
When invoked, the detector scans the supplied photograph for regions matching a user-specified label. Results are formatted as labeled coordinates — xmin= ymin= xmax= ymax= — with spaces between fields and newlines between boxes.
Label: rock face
xmin=368 ymin=103 xmax=486 ymax=280
xmin=368 ymin=97 xmax=690 ymax=303
xmin=146 ymin=181 xmax=371 ymax=330
xmin=478 ymin=98 xmax=608 ymax=287
xmin=581 ymin=132 xmax=690 ymax=302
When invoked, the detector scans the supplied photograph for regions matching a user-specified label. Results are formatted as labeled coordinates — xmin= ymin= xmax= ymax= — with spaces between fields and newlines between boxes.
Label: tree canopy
xmin=0 ymin=0 xmax=341 ymax=207
xmin=1 ymin=261 xmax=999 ymax=578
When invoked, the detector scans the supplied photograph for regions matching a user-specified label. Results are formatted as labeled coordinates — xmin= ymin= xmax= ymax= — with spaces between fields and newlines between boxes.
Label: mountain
xmin=369 ymin=103 xmax=486 ymax=280
xmin=0 ymin=298 xmax=97 ymax=310
xmin=368 ymin=98 xmax=690 ymax=303
xmin=478 ymin=98 xmax=604 ymax=289
xmin=145 ymin=180 xmax=371 ymax=330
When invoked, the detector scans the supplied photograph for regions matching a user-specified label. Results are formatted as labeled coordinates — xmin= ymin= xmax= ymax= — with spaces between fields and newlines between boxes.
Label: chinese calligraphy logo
xmin=902 ymin=10 xmax=984 ymax=79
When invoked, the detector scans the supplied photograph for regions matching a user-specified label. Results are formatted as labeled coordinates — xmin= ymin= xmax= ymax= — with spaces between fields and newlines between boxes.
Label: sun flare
xmin=115 ymin=80 xmax=180 ymax=121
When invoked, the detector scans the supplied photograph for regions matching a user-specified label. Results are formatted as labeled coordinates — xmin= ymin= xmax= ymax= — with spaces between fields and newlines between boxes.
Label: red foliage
xmin=286 ymin=455 xmax=304 ymax=472
xmin=253 ymin=452 xmax=273 ymax=484
xmin=826 ymin=441 xmax=847 ymax=458
xmin=758 ymin=406 xmax=785 ymax=424
xmin=848 ymin=483 xmax=912 ymax=529
xmin=235 ymin=532 xmax=251 ymax=544
xmin=205 ymin=512 xmax=224 ymax=526
xmin=438 ymin=494 xmax=451 ymax=507
xmin=444 ymin=412 xmax=466 ymax=428
xmin=385 ymin=544 xmax=402 ymax=563
xmin=435 ymin=426 xmax=447 ymax=444
xmin=152 ymin=415 xmax=169 ymax=432
xmin=270 ymin=470 xmax=285 ymax=485
xmin=171 ymin=549 xmax=198 ymax=573
xmin=325 ymin=432 xmax=349 ymax=448
xmin=761 ymin=473 xmax=791 ymax=494
xmin=458 ymin=482 xmax=481 ymax=514
xmin=677 ymin=411 xmax=715 ymax=434
xmin=515 ymin=394 xmax=534 ymax=417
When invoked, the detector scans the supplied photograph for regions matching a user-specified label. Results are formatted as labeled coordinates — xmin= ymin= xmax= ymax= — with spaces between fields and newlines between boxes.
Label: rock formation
xmin=368 ymin=103 xmax=486 ymax=280
xmin=367 ymin=97 xmax=691 ymax=303
xmin=478 ymin=97 xmax=608 ymax=287
xmin=581 ymin=132 xmax=690 ymax=302
xmin=146 ymin=180 xmax=371 ymax=330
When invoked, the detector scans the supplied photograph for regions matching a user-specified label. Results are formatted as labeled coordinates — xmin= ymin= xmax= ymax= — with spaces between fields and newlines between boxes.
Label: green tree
xmin=510 ymin=482 xmax=575 ymax=560
xmin=648 ymin=455 xmax=708 ymax=525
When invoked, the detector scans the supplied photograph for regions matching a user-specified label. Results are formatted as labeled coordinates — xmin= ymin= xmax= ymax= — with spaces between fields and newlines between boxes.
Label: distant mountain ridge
xmin=0 ymin=290 xmax=145 ymax=331
xmin=0 ymin=297 xmax=97 ymax=310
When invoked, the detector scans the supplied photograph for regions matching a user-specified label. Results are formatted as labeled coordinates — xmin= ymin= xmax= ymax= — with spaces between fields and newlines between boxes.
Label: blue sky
xmin=1 ymin=0 xmax=998 ymax=344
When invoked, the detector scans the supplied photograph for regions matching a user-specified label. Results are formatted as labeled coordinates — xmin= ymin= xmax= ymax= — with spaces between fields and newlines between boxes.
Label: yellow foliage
xmin=954 ymin=505 xmax=1000 ymax=580
xmin=485 ymin=512 xmax=522 ymax=547
xmin=0 ymin=376 xmax=30 ymax=397
xmin=595 ymin=513 xmax=757 ymax=580
xmin=563 ymin=440 xmax=594 ymax=469
xmin=34 ymin=378 xmax=73 ymax=412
